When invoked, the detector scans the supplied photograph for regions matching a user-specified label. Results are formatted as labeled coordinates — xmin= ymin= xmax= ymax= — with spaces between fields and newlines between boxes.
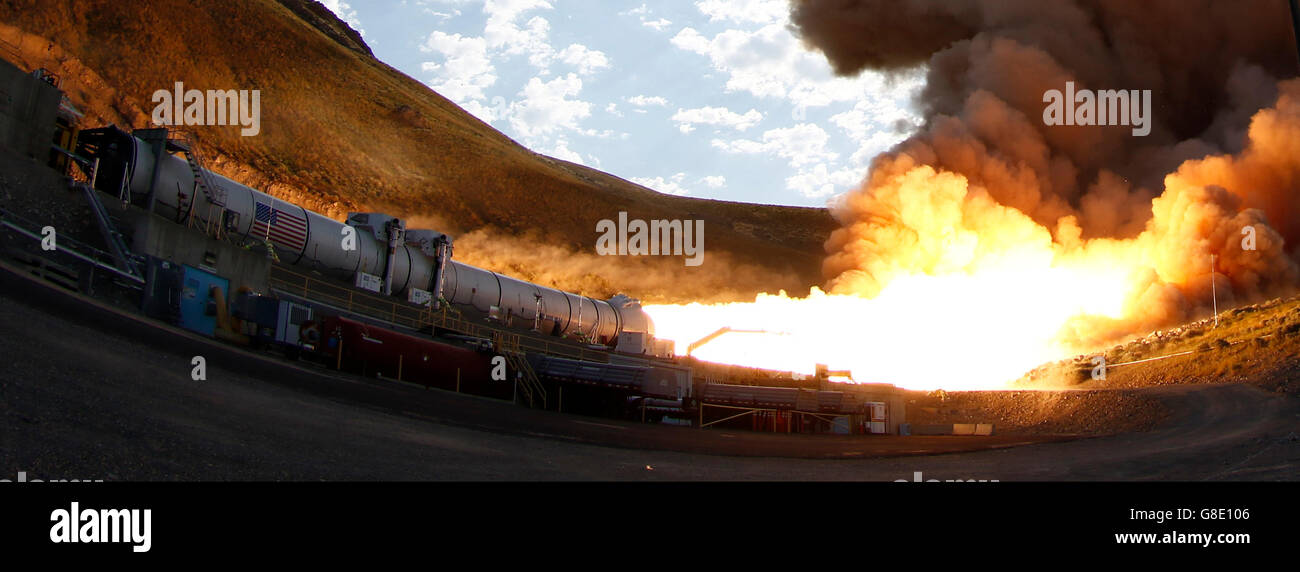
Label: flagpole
xmin=264 ymin=201 xmax=274 ymax=241
xmin=257 ymin=200 xmax=277 ymax=261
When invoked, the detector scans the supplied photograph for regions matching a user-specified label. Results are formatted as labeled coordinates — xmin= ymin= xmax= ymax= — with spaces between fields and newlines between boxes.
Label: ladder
xmin=493 ymin=331 xmax=547 ymax=409
xmin=167 ymin=131 xmax=227 ymax=238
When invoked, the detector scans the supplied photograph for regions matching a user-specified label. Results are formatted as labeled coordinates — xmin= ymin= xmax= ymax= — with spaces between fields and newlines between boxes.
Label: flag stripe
xmin=252 ymin=202 xmax=307 ymax=252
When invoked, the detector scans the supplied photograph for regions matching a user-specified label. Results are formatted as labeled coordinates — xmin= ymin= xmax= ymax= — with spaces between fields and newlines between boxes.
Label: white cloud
xmin=578 ymin=128 xmax=623 ymax=139
xmin=414 ymin=0 xmax=464 ymax=20
xmin=622 ymin=4 xmax=673 ymax=32
xmin=484 ymin=0 xmax=555 ymax=69
xmin=670 ymin=25 xmax=814 ymax=102
xmin=642 ymin=18 xmax=673 ymax=31
xmin=785 ymin=164 xmax=864 ymax=199
xmin=669 ymin=27 xmax=711 ymax=54
xmin=557 ymin=44 xmax=610 ymax=76
xmin=458 ymin=99 xmax=502 ymax=123
xmin=672 ymin=106 xmax=763 ymax=133
xmin=420 ymin=32 xmax=498 ymax=103
xmin=414 ymin=0 xmax=631 ymax=171
xmin=546 ymin=137 xmax=585 ymax=164
xmin=829 ymin=84 xmax=924 ymax=144
xmin=694 ymin=0 xmax=787 ymax=24
xmin=631 ymin=172 xmax=692 ymax=196
xmin=507 ymin=73 xmax=592 ymax=139
xmin=712 ymin=123 xmax=837 ymax=168
xmin=700 ymin=175 xmax=726 ymax=188
xmin=671 ymin=20 xmax=915 ymax=109
xmin=319 ymin=0 xmax=365 ymax=36
xmin=407 ymin=0 xmax=920 ymax=205
xmin=622 ymin=4 xmax=651 ymax=17
xmin=626 ymin=95 xmax=668 ymax=107
xmin=829 ymin=80 xmax=924 ymax=166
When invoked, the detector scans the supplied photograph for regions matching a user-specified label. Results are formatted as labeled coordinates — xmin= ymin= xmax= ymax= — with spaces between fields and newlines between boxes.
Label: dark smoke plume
xmin=792 ymin=0 xmax=1300 ymax=347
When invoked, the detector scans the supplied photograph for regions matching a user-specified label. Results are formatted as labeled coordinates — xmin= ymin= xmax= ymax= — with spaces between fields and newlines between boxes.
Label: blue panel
xmin=178 ymin=265 xmax=229 ymax=337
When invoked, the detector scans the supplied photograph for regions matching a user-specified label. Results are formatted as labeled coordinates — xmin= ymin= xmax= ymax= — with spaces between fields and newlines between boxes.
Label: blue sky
xmin=318 ymin=0 xmax=925 ymax=207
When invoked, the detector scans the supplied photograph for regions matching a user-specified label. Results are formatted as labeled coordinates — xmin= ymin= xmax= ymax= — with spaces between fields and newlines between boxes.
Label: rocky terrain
xmin=907 ymin=389 xmax=1170 ymax=436
xmin=1016 ymin=295 xmax=1300 ymax=395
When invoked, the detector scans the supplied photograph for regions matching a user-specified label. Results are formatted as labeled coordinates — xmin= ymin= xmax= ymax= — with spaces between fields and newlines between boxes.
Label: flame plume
xmin=647 ymin=1 xmax=1300 ymax=390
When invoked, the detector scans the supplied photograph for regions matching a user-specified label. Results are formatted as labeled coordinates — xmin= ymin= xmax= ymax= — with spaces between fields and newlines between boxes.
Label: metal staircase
xmin=167 ymin=131 xmax=227 ymax=238
xmin=78 ymin=182 xmax=144 ymax=279
xmin=493 ymin=331 xmax=547 ymax=409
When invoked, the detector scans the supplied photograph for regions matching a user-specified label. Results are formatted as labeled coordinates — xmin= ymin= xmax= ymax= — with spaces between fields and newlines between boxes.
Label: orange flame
xmin=648 ymin=167 xmax=1141 ymax=390
xmin=649 ymin=96 xmax=1300 ymax=390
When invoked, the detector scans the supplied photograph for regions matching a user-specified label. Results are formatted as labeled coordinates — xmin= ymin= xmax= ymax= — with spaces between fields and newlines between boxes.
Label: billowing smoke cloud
xmin=794 ymin=0 xmax=1300 ymax=349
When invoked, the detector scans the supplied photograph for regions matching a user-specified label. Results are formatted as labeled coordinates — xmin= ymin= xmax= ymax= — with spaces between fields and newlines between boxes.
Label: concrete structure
xmin=0 ymin=58 xmax=60 ymax=161
xmin=124 ymin=208 xmax=271 ymax=295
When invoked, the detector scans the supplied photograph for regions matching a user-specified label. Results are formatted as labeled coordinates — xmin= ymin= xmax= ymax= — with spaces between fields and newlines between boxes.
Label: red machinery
xmin=320 ymin=316 xmax=497 ymax=394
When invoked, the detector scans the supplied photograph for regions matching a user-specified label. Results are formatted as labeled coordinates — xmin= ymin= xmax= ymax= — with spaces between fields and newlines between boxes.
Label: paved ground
xmin=1 ymin=264 xmax=1297 ymax=481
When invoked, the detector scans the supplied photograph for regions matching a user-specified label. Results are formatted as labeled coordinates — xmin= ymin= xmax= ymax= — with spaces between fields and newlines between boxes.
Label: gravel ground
xmin=0 ymin=149 xmax=99 ymax=245
xmin=2 ymin=265 xmax=1297 ymax=481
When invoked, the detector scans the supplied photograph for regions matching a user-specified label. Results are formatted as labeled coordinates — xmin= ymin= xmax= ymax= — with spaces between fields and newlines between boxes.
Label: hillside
xmin=1015 ymin=294 xmax=1300 ymax=395
xmin=0 ymin=0 xmax=838 ymax=304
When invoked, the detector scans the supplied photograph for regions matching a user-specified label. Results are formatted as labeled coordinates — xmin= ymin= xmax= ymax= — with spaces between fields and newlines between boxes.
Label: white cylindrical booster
xmin=124 ymin=132 xmax=650 ymax=343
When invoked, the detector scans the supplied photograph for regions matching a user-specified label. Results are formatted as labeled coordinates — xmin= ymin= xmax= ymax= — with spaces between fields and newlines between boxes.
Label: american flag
xmin=252 ymin=202 xmax=307 ymax=253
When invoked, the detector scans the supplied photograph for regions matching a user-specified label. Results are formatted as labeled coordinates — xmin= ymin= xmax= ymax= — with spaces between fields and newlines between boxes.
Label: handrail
xmin=268 ymin=264 xmax=614 ymax=364
xmin=0 ymin=208 xmax=144 ymax=284
xmin=492 ymin=330 xmax=547 ymax=408
xmin=78 ymin=182 xmax=142 ymax=278
xmin=168 ymin=130 xmax=227 ymax=239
